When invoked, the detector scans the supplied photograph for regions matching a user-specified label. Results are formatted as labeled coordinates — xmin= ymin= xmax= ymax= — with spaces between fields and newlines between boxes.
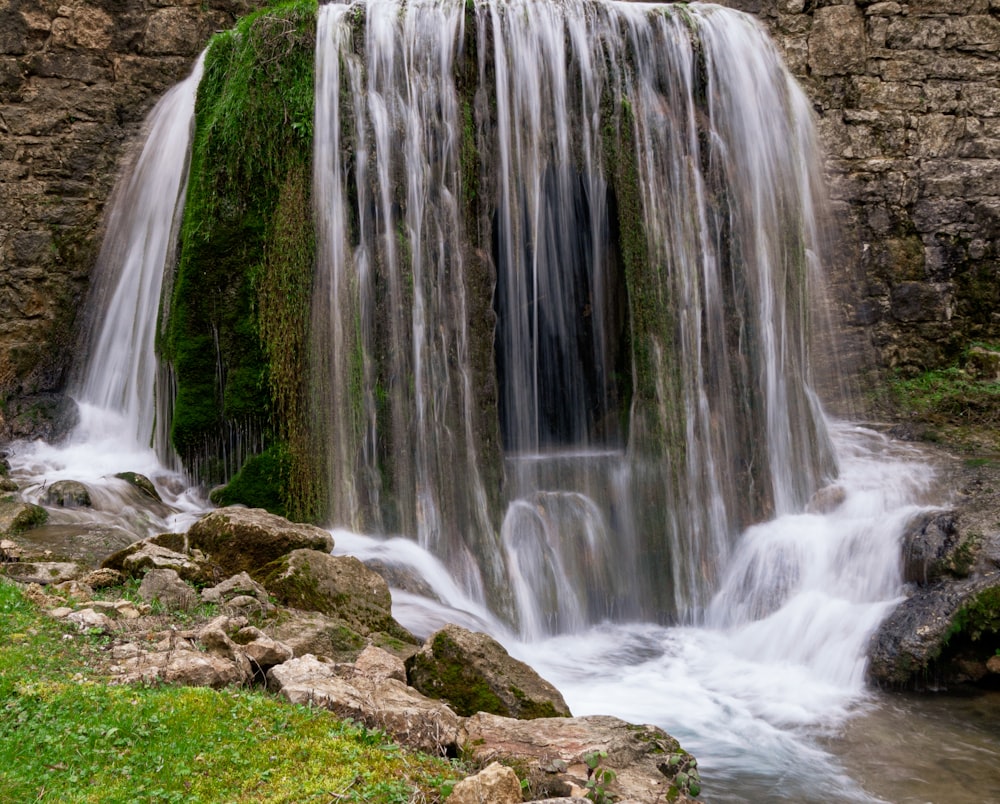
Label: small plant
xmin=583 ymin=750 xmax=617 ymax=804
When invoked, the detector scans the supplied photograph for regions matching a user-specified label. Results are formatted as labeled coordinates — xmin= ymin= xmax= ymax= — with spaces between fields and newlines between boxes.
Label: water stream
xmin=4 ymin=2 xmax=999 ymax=802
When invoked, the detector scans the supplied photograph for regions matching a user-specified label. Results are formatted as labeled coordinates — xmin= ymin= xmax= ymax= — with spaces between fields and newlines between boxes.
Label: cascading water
xmin=6 ymin=56 xmax=207 ymax=534
xmin=310 ymin=0 xmax=835 ymax=633
xmin=7 ymin=2 xmax=999 ymax=801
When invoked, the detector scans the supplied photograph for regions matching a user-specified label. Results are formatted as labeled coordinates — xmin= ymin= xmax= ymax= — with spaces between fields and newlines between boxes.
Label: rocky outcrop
xmin=187 ymin=506 xmax=334 ymax=578
xmin=406 ymin=624 xmax=571 ymax=720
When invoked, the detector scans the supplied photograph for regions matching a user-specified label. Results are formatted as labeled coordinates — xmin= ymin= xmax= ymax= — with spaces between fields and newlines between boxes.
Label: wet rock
xmin=460 ymin=713 xmax=698 ymax=803
xmin=258 ymin=549 xmax=410 ymax=640
xmin=1 ymin=561 xmax=81 ymax=585
xmin=267 ymin=654 xmax=462 ymax=754
xmin=407 ymin=624 xmax=570 ymax=719
xmin=0 ymin=499 xmax=48 ymax=535
xmin=138 ymin=568 xmax=199 ymax=611
xmin=448 ymin=762 xmax=522 ymax=804
xmin=900 ymin=509 xmax=974 ymax=585
xmin=806 ymin=484 xmax=846 ymax=514
xmin=114 ymin=472 xmax=162 ymax=502
xmin=188 ymin=507 xmax=333 ymax=577
xmin=868 ymin=574 xmax=1000 ymax=687
xmin=42 ymin=479 xmax=92 ymax=508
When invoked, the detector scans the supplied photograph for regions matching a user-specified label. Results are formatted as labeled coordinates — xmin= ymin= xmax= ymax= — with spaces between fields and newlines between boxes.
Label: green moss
xmin=413 ymin=631 xmax=506 ymax=717
xmin=209 ymin=443 xmax=290 ymax=516
xmin=6 ymin=503 xmax=48 ymax=535
xmin=164 ymin=1 xmax=318 ymax=504
xmin=947 ymin=586 xmax=1000 ymax=644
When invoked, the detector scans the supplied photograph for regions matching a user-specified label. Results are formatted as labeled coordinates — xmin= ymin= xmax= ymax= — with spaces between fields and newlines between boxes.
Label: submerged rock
xmin=42 ymin=480 xmax=92 ymax=509
xmin=114 ymin=472 xmax=162 ymax=502
xmin=188 ymin=506 xmax=333 ymax=577
xmin=406 ymin=623 xmax=571 ymax=719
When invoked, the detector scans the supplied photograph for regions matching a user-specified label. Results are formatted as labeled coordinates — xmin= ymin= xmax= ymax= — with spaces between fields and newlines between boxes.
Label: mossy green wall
xmin=163 ymin=0 xmax=317 ymax=515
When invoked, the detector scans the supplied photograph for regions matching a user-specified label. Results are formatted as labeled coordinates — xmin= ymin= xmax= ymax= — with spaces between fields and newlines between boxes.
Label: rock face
xmin=407 ymin=624 xmax=571 ymax=720
xmin=187 ymin=506 xmax=334 ymax=577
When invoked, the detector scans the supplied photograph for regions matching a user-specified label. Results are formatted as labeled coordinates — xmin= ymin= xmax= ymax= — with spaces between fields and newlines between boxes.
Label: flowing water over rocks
xmin=2 ymin=1 xmax=999 ymax=801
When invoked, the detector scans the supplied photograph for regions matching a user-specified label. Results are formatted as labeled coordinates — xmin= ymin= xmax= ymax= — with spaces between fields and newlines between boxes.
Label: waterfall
xmin=311 ymin=0 xmax=835 ymax=633
xmin=70 ymin=55 xmax=205 ymax=468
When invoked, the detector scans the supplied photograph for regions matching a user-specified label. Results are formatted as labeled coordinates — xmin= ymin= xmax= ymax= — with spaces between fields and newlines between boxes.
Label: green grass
xmin=0 ymin=580 xmax=461 ymax=803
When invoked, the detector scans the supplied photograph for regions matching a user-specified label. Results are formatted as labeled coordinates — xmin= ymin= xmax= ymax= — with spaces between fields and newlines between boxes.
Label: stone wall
xmin=0 ymin=0 xmax=262 ymax=435
xmin=718 ymin=0 xmax=1000 ymax=375
xmin=1 ymin=0 xmax=997 ymax=437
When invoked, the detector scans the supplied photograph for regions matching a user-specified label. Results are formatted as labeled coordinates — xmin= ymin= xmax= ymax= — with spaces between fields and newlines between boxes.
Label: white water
xmin=336 ymin=422 xmax=937 ymax=802
xmin=5 ymin=57 xmax=208 ymax=535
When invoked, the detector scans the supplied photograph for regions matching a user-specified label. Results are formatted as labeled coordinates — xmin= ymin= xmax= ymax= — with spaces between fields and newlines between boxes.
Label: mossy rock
xmin=257 ymin=549 xmax=414 ymax=642
xmin=0 ymin=498 xmax=48 ymax=535
xmin=187 ymin=506 xmax=333 ymax=578
xmin=405 ymin=624 xmax=571 ymax=719
xmin=114 ymin=472 xmax=162 ymax=502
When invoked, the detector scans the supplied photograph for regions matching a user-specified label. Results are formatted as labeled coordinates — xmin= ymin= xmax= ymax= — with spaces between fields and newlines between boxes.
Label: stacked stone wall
xmin=720 ymin=0 xmax=1000 ymax=374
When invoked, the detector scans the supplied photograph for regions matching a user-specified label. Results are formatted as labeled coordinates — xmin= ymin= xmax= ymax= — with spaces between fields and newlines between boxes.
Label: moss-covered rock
xmin=0 ymin=498 xmax=48 ymax=535
xmin=187 ymin=506 xmax=333 ymax=578
xmin=405 ymin=623 xmax=570 ymax=719
xmin=42 ymin=480 xmax=93 ymax=509
xmin=257 ymin=549 xmax=414 ymax=643
xmin=114 ymin=472 xmax=162 ymax=502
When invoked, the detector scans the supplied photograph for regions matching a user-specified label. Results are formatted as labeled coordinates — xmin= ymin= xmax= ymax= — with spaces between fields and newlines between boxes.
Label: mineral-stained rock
xmin=460 ymin=712 xmax=698 ymax=803
xmin=267 ymin=654 xmax=462 ymax=754
xmin=448 ymin=762 xmax=522 ymax=804
xmin=138 ymin=568 xmax=198 ymax=611
xmin=188 ymin=507 xmax=333 ymax=577
xmin=406 ymin=623 xmax=571 ymax=719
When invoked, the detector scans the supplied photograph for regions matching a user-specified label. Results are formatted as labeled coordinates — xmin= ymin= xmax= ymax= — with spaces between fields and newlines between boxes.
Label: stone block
xmin=809 ymin=6 xmax=867 ymax=77
xmin=890 ymin=281 xmax=952 ymax=323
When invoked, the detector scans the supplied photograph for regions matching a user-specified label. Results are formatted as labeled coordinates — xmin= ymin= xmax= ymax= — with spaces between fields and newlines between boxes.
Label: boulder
xmin=187 ymin=507 xmax=333 ymax=577
xmin=1 ymin=561 xmax=82 ymax=585
xmin=868 ymin=574 xmax=1000 ymax=687
xmin=267 ymin=654 xmax=462 ymax=754
xmin=354 ymin=645 xmax=407 ymax=683
xmin=448 ymin=762 xmax=522 ymax=804
xmin=42 ymin=479 xmax=92 ymax=508
xmin=460 ymin=713 xmax=699 ymax=803
xmin=66 ymin=608 xmax=115 ymax=634
xmin=138 ymin=568 xmax=199 ymax=611
xmin=232 ymin=626 xmax=294 ymax=674
xmin=406 ymin=624 xmax=571 ymax=719
xmin=258 ymin=549 xmax=406 ymax=638
xmin=80 ymin=568 xmax=124 ymax=589
xmin=0 ymin=498 xmax=47 ymax=535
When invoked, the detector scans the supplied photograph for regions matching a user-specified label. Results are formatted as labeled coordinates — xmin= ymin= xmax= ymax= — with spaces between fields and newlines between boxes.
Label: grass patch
xmin=0 ymin=579 xmax=461 ymax=803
